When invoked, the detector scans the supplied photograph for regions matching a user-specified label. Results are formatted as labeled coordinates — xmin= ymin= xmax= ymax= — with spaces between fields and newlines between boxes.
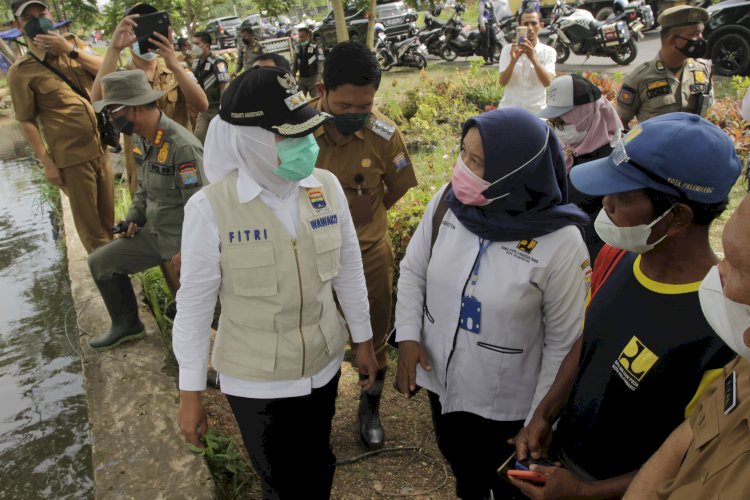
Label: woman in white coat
xmin=395 ymin=108 xmax=590 ymax=500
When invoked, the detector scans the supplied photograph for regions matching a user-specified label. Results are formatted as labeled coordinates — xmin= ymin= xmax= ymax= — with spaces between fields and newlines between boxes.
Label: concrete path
xmin=62 ymin=195 xmax=215 ymax=499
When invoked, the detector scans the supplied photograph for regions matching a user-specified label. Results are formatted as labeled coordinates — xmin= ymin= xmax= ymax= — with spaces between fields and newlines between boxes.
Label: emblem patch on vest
xmin=307 ymin=188 xmax=329 ymax=213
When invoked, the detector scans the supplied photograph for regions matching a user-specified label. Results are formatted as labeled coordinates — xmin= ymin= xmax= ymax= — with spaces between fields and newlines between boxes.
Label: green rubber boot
xmin=88 ymin=274 xmax=145 ymax=350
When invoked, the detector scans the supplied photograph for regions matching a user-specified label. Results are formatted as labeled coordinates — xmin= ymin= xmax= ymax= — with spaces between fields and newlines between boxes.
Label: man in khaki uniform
xmin=232 ymin=24 xmax=264 ymax=77
xmin=192 ymin=31 xmax=230 ymax=144
xmin=623 ymin=193 xmax=750 ymax=500
xmin=8 ymin=0 xmax=113 ymax=254
xmin=88 ymin=70 xmax=204 ymax=350
xmin=616 ymin=5 xmax=712 ymax=128
xmin=91 ymin=3 xmax=208 ymax=197
xmin=313 ymin=42 xmax=417 ymax=450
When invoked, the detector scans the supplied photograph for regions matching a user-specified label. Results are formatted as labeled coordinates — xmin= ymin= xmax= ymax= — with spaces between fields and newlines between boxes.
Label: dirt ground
xmin=202 ymin=347 xmax=458 ymax=500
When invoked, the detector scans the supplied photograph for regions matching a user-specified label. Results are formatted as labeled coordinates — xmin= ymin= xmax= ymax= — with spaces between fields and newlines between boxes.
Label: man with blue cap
xmin=510 ymin=112 xmax=740 ymax=499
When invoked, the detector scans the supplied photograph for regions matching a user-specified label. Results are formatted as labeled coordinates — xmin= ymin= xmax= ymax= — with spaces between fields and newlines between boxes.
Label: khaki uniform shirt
xmin=616 ymin=54 xmax=712 ymax=125
xmin=236 ymin=41 xmax=264 ymax=73
xmin=655 ymin=356 xmax=749 ymax=499
xmin=126 ymin=113 xmax=205 ymax=258
xmin=312 ymin=99 xmax=418 ymax=252
xmin=8 ymin=34 xmax=103 ymax=168
xmin=127 ymin=58 xmax=195 ymax=131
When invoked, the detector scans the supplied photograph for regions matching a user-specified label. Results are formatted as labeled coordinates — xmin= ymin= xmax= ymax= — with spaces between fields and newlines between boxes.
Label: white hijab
xmin=204 ymin=116 xmax=295 ymax=198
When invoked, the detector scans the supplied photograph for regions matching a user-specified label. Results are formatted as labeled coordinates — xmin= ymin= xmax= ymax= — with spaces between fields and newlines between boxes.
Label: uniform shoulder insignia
xmin=207 ymin=55 xmax=217 ymax=63
xmin=366 ymin=116 xmax=395 ymax=140
xmin=654 ymin=60 xmax=665 ymax=73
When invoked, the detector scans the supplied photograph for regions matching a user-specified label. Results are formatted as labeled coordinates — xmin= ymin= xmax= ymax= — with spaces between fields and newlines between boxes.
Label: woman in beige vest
xmin=172 ymin=66 xmax=377 ymax=499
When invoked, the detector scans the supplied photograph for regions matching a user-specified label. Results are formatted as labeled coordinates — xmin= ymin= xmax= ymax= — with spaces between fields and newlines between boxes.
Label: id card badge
xmin=459 ymin=296 xmax=481 ymax=334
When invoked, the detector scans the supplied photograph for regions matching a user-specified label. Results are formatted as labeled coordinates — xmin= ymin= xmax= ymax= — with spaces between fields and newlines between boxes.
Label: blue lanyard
xmin=467 ymin=238 xmax=492 ymax=297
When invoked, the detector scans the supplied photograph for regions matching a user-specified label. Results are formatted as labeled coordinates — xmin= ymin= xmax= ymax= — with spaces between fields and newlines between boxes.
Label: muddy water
xmin=0 ymin=157 xmax=93 ymax=498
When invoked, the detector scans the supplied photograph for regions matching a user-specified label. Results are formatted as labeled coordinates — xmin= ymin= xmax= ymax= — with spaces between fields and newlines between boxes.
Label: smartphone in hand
xmin=516 ymin=26 xmax=528 ymax=45
xmin=133 ymin=11 xmax=170 ymax=54
xmin=507 ymin=469 xmax=548 ymax=484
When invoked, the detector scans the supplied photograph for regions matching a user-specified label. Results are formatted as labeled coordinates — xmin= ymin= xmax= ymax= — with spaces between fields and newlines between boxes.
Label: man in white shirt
xmin=498 ymin=8 xmax=556 ymax=114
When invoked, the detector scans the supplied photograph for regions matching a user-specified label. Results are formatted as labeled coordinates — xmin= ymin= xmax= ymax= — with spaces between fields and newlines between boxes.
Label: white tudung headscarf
xmin=203 ymin=116 xmax=296 ymax=198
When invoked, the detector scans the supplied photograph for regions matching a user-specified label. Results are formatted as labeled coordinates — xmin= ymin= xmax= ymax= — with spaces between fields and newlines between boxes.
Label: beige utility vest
xmin=203 ymin=169 xmax=348 ymax=381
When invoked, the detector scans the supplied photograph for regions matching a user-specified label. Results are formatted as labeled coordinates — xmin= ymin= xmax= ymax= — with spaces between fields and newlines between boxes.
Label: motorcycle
xmin=547 ymin=0 xmax=638 ymax=66
xmin=610 ymin=0 xmax=654 ymax=41
xmin=375 ymin=30 xmax=428 ymax=70
xmin=418 ymin=12 xmax=448 ymax=57
xmin=496 ymin=15 xmax=518 ymax=47
xmin=440 ymin=12 xmax=482 ymax=61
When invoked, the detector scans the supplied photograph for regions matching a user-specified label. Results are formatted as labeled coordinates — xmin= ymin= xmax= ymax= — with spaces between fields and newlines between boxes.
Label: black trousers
xmin=481 ymin=23 xmax=498 ymax=62
xmin=428 ymin=391 xmax=525 ymax=500
xmin=226 ymin=371 xmax=341 ymax=500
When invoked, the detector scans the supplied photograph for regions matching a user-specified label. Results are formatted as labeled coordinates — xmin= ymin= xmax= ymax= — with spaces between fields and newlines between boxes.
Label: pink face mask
xmin=451 ymin=154 xmax=491 ymax=206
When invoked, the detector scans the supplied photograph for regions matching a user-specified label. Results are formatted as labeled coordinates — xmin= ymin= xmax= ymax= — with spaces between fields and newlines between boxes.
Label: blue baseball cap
xmin=570 ymin=112 xmax=740 ymax=204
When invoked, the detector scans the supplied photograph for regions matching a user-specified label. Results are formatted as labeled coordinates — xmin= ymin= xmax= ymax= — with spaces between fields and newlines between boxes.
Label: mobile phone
xmin=133 ymin=11 xmax=171 ymax=54
xmin=496 ymin=452 xmax=517 ymax=482
xmin=516 ymin=26 xmax=528 ymax=44
xmin=516 ymin=457 xmax=556 ymax=471
xmin=507 ymin=469 xmax=548 ymax=484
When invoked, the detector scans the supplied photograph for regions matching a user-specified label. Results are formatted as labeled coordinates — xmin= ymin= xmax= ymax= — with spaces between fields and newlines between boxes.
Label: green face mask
xmin=274 ymin=134 xmax=319 ymax=182
xmin=24 ymin=16 xmax=55 ymax=40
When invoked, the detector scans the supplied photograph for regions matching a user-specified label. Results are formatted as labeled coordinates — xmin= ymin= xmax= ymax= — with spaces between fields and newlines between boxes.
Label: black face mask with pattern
xmin=674 ymin=35 xmax=707 ymax=59
xmin=24 ymin=16 xmax=55 ymax=40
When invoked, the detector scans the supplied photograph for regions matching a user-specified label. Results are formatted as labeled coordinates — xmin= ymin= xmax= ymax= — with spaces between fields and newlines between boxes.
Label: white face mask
xmin=555 ymin=123 xmax=588 ymax=146
xmin=593 ymin=205 xmax=674 ymax=254
xmin=699 ymin=266 xmax=750 ymax=360
xmin=132 ymin=42 xmax=158 ymax=61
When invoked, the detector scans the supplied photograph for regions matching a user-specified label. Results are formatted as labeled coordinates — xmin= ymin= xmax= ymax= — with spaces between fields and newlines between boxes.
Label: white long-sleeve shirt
xmin=395 ymin=185 xmax=590 ymax=423
xmin=173 ymin=170 xmax=372 ymax=399
xmin=498 ymin=41 xmax=557 ymax=114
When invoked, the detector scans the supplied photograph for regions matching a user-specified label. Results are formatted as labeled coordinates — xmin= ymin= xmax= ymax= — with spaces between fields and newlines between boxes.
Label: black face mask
xmin=674 ymin=35 xmax=707 ymax=59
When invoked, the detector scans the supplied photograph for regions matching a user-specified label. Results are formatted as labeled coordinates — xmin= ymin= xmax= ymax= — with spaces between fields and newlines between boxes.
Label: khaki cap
xmin=658 ymin=5 xmax=709 ymax=30
xmin=92 ymin=69 xmax=165 ymax=113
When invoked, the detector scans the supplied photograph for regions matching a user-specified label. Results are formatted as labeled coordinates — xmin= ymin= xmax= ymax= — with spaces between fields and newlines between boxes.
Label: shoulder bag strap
xmin=27 ymin=51 xmax=90 ymax=102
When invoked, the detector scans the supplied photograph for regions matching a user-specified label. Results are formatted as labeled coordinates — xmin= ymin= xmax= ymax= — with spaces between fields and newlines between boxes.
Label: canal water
xmin=0 ymin=157 xmax=93 ymax=498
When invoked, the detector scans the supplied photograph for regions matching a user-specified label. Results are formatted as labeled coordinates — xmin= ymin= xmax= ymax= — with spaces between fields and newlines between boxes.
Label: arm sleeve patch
xmin=618 ymin=85 xmax=637 ymax=106
xmin=177 ymin=161 xmax=202 ymax=188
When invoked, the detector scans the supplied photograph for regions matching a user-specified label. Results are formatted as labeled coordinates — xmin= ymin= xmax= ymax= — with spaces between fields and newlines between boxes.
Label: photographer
xmin=87 ymin=69 xmax=204 ymax=350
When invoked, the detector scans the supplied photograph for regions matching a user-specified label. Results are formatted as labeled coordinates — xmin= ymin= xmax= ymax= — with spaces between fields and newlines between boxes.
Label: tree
xmin=254 ymin=0 xmax=302 ymax=18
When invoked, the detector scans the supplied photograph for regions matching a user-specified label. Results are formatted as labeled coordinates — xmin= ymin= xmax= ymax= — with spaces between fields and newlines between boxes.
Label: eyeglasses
xmin=547 ymin=118 xmax=566 ymax=131
xmin=106 ymin=104 xmax=126 ymax=119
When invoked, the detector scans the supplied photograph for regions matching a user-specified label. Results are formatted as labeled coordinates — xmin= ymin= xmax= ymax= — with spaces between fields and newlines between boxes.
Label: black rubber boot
xmin=88 ymin=274 xmax=145 ymax=350
xmin=359 ymin=368 xmax=386 ymax=450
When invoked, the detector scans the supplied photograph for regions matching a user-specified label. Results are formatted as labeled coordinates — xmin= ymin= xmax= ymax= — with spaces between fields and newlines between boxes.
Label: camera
xmin=112 ymin=221 xmax=129 ymax=234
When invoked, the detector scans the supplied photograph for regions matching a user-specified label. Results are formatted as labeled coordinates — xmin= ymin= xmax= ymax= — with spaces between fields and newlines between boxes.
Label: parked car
xmin=705 ymin=0 xmax=750 ymax=76
xmin=313 ymin=0 xmax=416 ymax=50
xmin=205 ymin=16 xmax=242 ymax=49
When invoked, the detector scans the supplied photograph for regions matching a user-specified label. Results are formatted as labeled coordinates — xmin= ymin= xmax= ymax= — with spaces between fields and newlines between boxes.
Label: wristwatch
xmin=68 ymin=48 xmax=79 ymax=59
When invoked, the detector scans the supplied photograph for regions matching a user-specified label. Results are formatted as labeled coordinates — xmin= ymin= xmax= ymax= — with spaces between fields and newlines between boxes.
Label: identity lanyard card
xmin=459 ymin=239 xmax=491 ymax=334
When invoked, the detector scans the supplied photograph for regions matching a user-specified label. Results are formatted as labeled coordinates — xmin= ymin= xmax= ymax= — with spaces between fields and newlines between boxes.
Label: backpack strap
xmin=429 ymin=182 xmax=451 ymax=257
xmin=590 ymin=244 xmax=627 ymax=300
